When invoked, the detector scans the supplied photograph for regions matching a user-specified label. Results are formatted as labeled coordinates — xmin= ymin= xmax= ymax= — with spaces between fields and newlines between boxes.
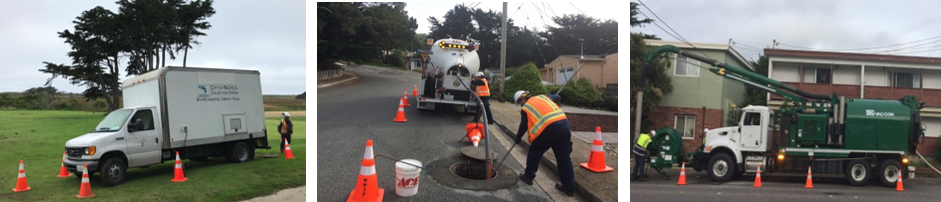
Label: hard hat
xmin=474 ymin=72 xmax=485 ymax=77
xmin=513 ymin=90 xmax=529 ymax=103
xmin=282 ymin=112 xmax=290 ymax=117
xmin=650 ymin=130 xmax=655 ymax=136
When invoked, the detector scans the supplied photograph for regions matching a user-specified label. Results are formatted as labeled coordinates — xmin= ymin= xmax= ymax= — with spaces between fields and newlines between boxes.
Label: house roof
xmin=764 ymin=48 xmax=941 ymax=65
xmin=644 ymin=40 xmax=755 ymax=71
xmin=559 ymin=55 xmax=606 ymax=61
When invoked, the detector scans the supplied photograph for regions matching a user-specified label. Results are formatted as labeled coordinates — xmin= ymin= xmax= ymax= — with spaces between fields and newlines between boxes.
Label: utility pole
xmin=579 ymin=38 xmax=584 ymax=59
xmin=500 ymin=2 xmax=508 ymax=97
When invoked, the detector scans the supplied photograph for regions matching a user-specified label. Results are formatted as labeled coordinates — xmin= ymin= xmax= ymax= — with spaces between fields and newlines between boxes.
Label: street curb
xmin=317 ymin=70 xmax=360 ymax=89
xmin=492 ymin=121 xmax=605 ymax=202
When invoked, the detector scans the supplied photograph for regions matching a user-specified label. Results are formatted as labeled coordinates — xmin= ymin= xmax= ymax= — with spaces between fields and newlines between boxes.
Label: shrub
xmin=558 ymin=77 xmax=602 ymax=107
xmin=503 ymin=62 xmax=547 ymax=101
xmin=602 ymin=94 xmax=617 ymax=111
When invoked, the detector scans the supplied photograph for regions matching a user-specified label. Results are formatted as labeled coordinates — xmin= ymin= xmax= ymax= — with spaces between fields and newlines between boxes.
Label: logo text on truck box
xmin=865 ymin=109 xmax=894 ymax=117
xmin=197 ymin=84 xmax=240 ymax=102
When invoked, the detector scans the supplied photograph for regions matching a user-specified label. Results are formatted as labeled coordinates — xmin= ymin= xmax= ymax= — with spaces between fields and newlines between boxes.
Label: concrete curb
xmin=492 ymin=121 xmax=607 ymax=202
xmin=317 ymin=70 xmax=360 ymax=89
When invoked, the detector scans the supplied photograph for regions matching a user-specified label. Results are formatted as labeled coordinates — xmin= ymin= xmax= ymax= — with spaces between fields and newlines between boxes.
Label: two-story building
xmin=645 ymin=40 xmax=755 ymax=153
xmin=766 ymin=48 xmax=941 ymax=155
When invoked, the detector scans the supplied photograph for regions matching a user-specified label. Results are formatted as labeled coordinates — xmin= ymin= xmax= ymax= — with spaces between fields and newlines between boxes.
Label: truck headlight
xmin=85 ymin=146 xmax=96 ymax=156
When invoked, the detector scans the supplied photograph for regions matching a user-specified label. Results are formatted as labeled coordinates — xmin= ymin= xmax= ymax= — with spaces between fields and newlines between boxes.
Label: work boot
xmin=555 ymin=183 xmax=574 ymax=196
xmin=518 ymin=173 xmax=533 ymax=185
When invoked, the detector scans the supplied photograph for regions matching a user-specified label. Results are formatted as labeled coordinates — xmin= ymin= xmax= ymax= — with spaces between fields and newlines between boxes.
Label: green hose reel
xmin=647 ymin=127 xmax=687 ymax=179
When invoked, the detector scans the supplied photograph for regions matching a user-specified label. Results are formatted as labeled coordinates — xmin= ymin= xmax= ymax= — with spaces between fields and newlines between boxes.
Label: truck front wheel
xmin=707 ymin=153 xmax=735 ymax=182
xmin=845 ymin=160 xmax=870 ymax=186
xmin=877 ymin=159 xmax=902 ymax=187
xmin=226 ymin=142 xmax=250 ymax=163
xmin=99 ymin=157 xmax=127 ymax=186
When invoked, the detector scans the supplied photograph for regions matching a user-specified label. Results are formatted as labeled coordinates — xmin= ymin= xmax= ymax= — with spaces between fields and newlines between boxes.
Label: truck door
xmin=740 ymin=111 xmax=763 ymax=149
xmin=125 ymin=108 xmax=161 ymax=167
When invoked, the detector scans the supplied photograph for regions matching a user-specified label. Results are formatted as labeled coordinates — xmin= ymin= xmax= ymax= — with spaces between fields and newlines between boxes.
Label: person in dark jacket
xmin=277 ymin=112 xmax=294 ymax=153
xmin=512 ymin=90 xmax=575 ymax=196
xmin=470 ymin=72 xmax=494 ymax=124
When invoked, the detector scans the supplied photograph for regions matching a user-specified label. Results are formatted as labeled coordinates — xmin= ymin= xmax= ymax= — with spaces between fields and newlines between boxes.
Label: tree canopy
xmin=317 ymin=2 xmax=417 ymax=69
xmin=41 ymin=0 xmax=216 ymax=111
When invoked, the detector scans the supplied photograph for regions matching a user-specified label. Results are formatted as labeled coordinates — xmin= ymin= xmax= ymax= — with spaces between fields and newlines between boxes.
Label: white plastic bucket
xmin=394 ymin=159 xmax=422 ymax=197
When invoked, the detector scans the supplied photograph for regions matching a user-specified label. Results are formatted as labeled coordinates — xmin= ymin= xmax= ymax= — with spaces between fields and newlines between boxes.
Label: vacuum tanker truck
xmin=415 ymin=38 xmax=481 ymax=112
xmin=639 ymin=45 xmax=924 ymax=187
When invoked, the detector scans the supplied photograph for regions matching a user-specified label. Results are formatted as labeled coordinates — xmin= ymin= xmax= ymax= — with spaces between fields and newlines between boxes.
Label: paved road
xmin=317 ymin=65 xmax=584 ymax=201
xmin=630 ymin=166 xmax=941 ymax=202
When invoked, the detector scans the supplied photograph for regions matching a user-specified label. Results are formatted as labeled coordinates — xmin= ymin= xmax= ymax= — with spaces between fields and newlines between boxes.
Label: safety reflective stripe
xmin=82 ymin=174 xmax=90 ymax=183
xmin=529 ymin=111 xmax=565 ymax=136
xmin=633 ymin=144 xmax=647 ymax=156
xmin=476 ymin=80 xmax=490 ymax=96
xmin=18 ymin=172 xmax=25 ymax=178
xmin=522 ymin=95 xmax=567 ymax=142
xmin=280 ymin=120 xmax=288 ymax=133
xmin=175 ymin=161 xmax=182 ymax=168
xmin=592 ymin=144 xmax=603 ymax=152
xmin=361 ymin=146 xmax=376 ymax=175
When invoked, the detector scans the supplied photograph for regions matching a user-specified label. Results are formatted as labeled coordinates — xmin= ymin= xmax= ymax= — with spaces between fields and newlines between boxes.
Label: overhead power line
xmin=636 ymin=0 xmax=715 ymax=61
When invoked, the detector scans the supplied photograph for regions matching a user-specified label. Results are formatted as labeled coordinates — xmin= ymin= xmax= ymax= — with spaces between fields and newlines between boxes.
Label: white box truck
xmin=63 ymin=66 xmax=271 ymax=186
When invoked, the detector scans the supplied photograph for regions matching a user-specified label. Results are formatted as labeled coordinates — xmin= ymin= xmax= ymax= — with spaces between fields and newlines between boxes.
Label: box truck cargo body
xmin=63 ymin=66 xmax=270 ymax=186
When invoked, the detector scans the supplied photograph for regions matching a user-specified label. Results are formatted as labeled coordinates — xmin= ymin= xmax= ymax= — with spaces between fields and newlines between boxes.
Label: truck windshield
xmin=93 ymin=109 xmax=133 ymax=132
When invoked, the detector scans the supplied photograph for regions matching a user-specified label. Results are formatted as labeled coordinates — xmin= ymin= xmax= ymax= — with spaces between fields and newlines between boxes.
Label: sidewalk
xmin=317 ymin=69 xmax=359 ymax=88
xmin=488 ymin=101 xmax=618 ymax=202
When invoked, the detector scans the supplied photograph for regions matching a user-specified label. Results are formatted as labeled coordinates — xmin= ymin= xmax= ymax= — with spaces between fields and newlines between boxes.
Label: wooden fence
xmin=318 ymin=69 xmax=343 ymax=81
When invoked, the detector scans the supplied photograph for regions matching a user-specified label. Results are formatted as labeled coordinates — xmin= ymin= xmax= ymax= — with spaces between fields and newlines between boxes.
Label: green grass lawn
xmin=0 ymin=110 xmax=305 ymax=201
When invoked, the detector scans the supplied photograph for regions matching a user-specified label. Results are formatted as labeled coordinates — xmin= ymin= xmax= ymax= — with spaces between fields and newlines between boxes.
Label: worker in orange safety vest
xmin=471 ymin=72 xmax=494 ymax=124
xmin=512 ymin=90 xmax=575 ymax=197
xmin=277 ymin=112 xmax=294 ymax=153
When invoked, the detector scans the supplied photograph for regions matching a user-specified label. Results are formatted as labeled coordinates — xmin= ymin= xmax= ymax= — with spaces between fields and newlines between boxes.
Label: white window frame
xmin=894 ymin=71 xmax=921 ymax=88
xmin=675 ymin=115 xmax=696 ymax=139
xmin=673 ymin=54 xmax=699 ymax=77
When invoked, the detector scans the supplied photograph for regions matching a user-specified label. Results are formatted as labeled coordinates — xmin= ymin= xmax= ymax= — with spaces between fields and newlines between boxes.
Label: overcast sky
xmin=0 ymin=0 xmax=305 ymax=94
xmin=405 ymin=2 xmax=620 ymax=35
xmin=631 ymin=0 xmax=941 ymax=62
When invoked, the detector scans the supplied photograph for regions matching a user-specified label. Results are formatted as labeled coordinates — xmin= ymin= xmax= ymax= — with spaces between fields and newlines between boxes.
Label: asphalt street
xmin=316 ymin=65 xmax=583 ymax=201
xmin=630 ymin=165 xmax=941 ymax=202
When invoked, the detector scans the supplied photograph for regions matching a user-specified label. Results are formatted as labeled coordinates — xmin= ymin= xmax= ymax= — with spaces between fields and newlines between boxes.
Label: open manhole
xmin=426 ymin=156 xmax=518 ymax=190
xmin=460 ymin=146 xmax=498 ymax=161
xmin=450 ymin=161 xmax=499 ymax=180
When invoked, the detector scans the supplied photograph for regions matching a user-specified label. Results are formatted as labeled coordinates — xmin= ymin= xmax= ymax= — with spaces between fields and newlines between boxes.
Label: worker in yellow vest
xmin=512 ymin=90 xmax=575 ymax=197
xmin=471 ymin=72 xmax=493 ymax=124
xmin=277 ymin=112 xmax=294 ymax=153
xmin=631 ymin=131 xmax=653 ymax=181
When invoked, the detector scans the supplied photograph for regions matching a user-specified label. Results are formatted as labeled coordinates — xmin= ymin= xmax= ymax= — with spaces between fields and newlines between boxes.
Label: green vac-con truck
xmin=640 ymin=45 xmax=924 ymax=187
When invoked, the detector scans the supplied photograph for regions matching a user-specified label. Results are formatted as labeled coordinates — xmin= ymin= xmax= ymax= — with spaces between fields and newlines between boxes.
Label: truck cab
xmin=698 ymin=105 xmax=774 ymax=181
xmin=64 ymin=106 xmax=163 ymax=185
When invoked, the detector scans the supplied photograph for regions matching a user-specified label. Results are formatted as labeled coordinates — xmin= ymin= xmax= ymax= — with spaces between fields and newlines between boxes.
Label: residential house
xmin=540 ymin=53 xmax=618 ymax=90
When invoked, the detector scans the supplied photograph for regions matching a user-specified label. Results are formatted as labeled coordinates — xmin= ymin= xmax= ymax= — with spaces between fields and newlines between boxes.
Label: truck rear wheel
xmin=877 ymin=159 xmax=902 ymax=187
xmin=226 ymin=142 xmax=250 ymax=163
xmin=707 ymin=153 xmax=735 ymax=182
xmin=99 ymin=157 xmax=127 ymax=186
xmin=845 ymin=160 xmax=870 ymax=186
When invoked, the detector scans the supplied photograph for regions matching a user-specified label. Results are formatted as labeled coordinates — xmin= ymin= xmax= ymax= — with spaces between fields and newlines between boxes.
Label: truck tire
xmin=845 ymin=160 xmax=870 ymax=186
xmin=226 ymin=142 xmax=251 ymax=163
xmin=707 ymin=153 xmax=735 ymax=182
xmin=877 ymin=159 xmax=902 ymax=187
xmin=99 ymin=157 xmax=127 ymax=186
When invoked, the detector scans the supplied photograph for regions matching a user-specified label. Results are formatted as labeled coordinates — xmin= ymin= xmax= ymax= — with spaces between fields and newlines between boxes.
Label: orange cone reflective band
xmin=348 ymin=139 xmax=384 ymax=202
xmin=76 ymin=164 xmax=95 ymax=198
xmin=394 ymin=99 xmax=407 ymax=122
xmin=13 ymin=160 xmax=30 ymax=192
xmin=412 ymin=84 xmax=418 ymax=96
xmin=58 ymin=152 xmax=73 ymax=177
xmin=753 ymin=163 xmax=762 ymax=188
xmin=171 ymin=151 xmax=188 ymax=182
xmin=465 ymin=123 xmax=485 ymax=147
xmin=676 ymin=162 xmax=687 ymax=185
xmin=896 ymin=169 xmax=904 ymax=192
xmin=403 ymin=90 xmax=410 ymax=107
xmin=284 ymin=138 xmax=295 ymax=159
xmin=580 ymin=126 xmax=614 ymax=173
xmin=804 ymin=166 xmax=813 ymax=188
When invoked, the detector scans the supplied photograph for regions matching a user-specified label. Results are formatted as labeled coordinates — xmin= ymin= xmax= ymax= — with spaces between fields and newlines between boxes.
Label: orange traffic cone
xmin=403 ymin=90 xmax=410 ymax=107
xmin=676 ymin=162 xmax=687 ymax=185
xmin=76 ymin=164 xmax=95 ymax=198
xmin=348 ymin=140 xmax=384 ymax=202
xmin=284 ymin=138 xmax=295 ymax=159
xmin=58 ymin=152 xmax=73 ymax=177
xmin=465 ymin=123 xmax=484 ymax=147
xmin=393 ymin=99 xmax=407 ymax=122
xmin=754 ymin=163 xmax=762 ymax=187
xmin=896 ymin=169 xmax=904 ymax=192
xmin=12 ymin=160 xmax=30 ymax=192
xmin=580 ymin=126 xmax=614 ymax=173
xmin=171 ymin=151 xmax=188 ymax=182
xmin=804 ymin=166 xmax=814 ymax=188
xmin=412 ymin=84 xmax=418 ymax=97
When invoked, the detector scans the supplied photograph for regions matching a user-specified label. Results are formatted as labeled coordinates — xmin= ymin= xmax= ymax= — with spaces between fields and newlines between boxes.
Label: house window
xmin=802 ymin=67 xmax=830 ymax=84
xmin=894 ymin=72 xmax=921 ymax=88
xmin=556 ymin=67 xmax=574 ymax=83
xmin=675 ymin=115 xmax=696 ymax=139
xmin=674 ymin=55 xmax=699 ymax=77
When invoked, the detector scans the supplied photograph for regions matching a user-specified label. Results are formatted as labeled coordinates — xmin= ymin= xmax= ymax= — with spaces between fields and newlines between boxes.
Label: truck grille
xmin=66 ymin=148 xmax=84 ymax=158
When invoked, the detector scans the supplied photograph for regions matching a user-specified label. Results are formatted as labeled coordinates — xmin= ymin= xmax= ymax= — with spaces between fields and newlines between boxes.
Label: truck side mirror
xmin=129 ymin=119 xmax=143 ymax=132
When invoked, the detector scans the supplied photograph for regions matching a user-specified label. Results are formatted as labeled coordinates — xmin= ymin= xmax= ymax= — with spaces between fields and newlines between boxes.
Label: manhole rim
xmin=449 ymin=162 xmax=500 ymax=181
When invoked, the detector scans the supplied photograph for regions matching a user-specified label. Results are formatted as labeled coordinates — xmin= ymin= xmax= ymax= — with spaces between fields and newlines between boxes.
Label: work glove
xmin=515 ymin=137 xmax=522 ymax=145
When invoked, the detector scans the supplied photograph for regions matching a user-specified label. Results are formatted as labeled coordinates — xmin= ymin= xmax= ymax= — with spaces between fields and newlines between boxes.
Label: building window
xmin=802 ymin=67 xmax=830 ymax=84
xmin=675 ymin=115 xmax=696 ymax=139
xmin=556 ymin=66 xmax=574 ymax=83
xmin=674 ymin=55 xmax=699 ymax=77
xmin=895 ymin=72 xmax=921 ymax=88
